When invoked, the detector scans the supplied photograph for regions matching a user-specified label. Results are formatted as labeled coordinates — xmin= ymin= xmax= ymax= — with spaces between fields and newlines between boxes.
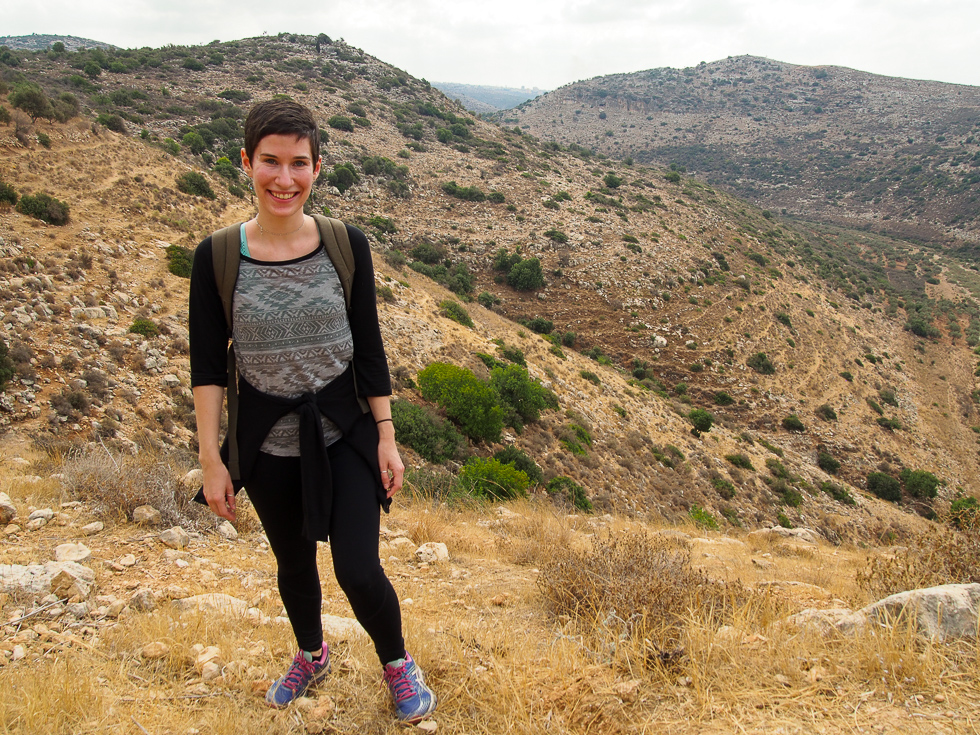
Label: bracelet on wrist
xmin=376 ymin=418 xmax=393 ymax=425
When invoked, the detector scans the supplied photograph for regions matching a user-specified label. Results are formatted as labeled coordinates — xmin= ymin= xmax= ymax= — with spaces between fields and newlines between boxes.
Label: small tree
xmin=459 ymin=458 xmax=529 ymax=500
xmin=10 ymin=83 xmax=53 ymax=123
xmin=16 ymin=192 xmax=69 ymax=225
xmin=688 ymin=408 xmax=714 ymax=437
xmin=418 ymin=363 xmax=503 ymax=442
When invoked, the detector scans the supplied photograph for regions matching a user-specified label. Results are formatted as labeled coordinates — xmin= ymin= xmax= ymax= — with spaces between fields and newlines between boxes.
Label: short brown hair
xmin=243 ymin=99 xmax=320 ymax=163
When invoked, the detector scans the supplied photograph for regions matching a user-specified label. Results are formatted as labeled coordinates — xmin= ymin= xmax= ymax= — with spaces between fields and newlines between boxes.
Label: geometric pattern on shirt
xmin=232 ymin=248 xmax=353 ymax=456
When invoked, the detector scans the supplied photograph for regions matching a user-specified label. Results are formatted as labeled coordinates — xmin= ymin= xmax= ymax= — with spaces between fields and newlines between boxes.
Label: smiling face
xmin=241 ymin=133 xmax=321 ymax=223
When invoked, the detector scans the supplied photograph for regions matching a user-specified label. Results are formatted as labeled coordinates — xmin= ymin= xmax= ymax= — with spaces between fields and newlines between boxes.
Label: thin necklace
xmin=256 ymin=216 xmax=306 ymax=237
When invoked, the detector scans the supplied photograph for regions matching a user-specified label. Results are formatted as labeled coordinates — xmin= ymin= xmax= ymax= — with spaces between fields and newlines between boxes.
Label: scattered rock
xmin=216 ymin=521 xmax=238 ymax=540
xmin=180 ymin=469 xmax=204 ymax=493
xmin=49 ymin=562 xmax=96 ymax=601
xmin=320 ymin=613 xmax=366 ymax=641
xmin=0 ymin=493 xmax=16 ymax=525
xmin=612 ymin=679 xmax=642 ymax=703
xmin=80 ymin=521 xmax=104 ymax=536
xmin=416 ymin=720 xmax=438 ymax=733
xmin=28 ymin=509 xmax=55 ymax=522
xmin=415 ymin=542 xmax=449 ymax=564
xmin=390 ymin=537 xmax=415 ymax=552
xmin=142 ymin=641 xmax=170 ymax=659
xmin=133 ymin=505 xmax=163 ymax=526
xmin=783 ymin=607 xmax=865 ymax=636
xmin=160 ymin=527 xmax=189 ymax=549
xmin=54 ymin=542 xmax=91 ymax=563
xmin=119 ymin=554 xmax=137 ymax=567
xmin=748 ymin=527 xmax=822 ymax=545
xmin=129 ymin=589 xmax=157 ymax=612
xmin=174 ymin=593 xmax=249 ymax=616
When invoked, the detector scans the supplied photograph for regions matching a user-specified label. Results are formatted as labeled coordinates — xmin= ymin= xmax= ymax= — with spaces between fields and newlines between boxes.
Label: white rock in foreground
xmin=54 ymin=542 xmax=91 ymax=563
xmin=416 ymin=542 xmax=449 ymax=564
xmin=174 ymin=593 xmax=249 ymax=616
xmin=860 ymin=583 xmax=980 ymax=641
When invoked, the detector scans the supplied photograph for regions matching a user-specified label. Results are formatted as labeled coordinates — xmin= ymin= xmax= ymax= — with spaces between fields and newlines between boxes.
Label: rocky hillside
xmin=1 ymin=36 xmax=979 ymax=541
xmin=507 ymin=55 xmax=980 ymax=246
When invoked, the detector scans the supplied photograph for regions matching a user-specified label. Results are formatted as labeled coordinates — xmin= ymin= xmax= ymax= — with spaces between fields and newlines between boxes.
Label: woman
xmin=189 ymin=99 xmax=436 ymax=722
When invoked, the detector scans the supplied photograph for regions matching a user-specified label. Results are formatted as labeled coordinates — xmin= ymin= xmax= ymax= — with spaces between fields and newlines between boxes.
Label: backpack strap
xmin=313 ymin=214 xmax=354 ymax=310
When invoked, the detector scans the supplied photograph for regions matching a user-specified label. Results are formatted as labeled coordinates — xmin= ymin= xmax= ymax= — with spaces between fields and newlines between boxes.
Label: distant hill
xmin=433 ymin=81 xmax=547 ymax=113
xmin=508 ymin=55 xmax=980 ymax=246
xmin=0 ymin=34 xmax=114 ymax=51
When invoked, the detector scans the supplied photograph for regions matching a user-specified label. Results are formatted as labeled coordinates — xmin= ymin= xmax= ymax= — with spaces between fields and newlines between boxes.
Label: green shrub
xmin=325 ymin=162 xmax=359 ymax=193
xmin=458 ymin=457 xmax=529 ymax=500
xmin=866 ymin=398 xmax=883 ymax=415
xmin=766 ymin=458 xmax=790 ymax=479
xmin=543 ymin=229 xmax=569 ymax=244
xmin=16 ymin=192 xmax=70 ymax=225
xmin=176 ymin=171 xmax=215 ymax=199
xmin=546 ymin=476 xmax=592 ymax=512
xmin=0 ymin=180 xmax=17 ymax=206
xmin=950 ymin=496 xmax=980 ymax=529
xmin=560 ymin=423 xmax=593 ymax=455
xmin=603 ymin=173 xmax=623 ymax=189
xmin=713 ymin=391 xmax=734 ymax=406
xmin=441 ymin=181 xmax=485 ymax=201
xmin=327 ymin=115 xmax=354 ymax=132
xmin=689 ymin=505 xmax=718 ymax=530
xmin=867 ymin=472 xmax=902 ymax=502
xmin=498 ymin=344 xmax=526 ymax=366
xmin=494 ymin=447 xmax=543 ymax=485
xmin=490 ymin=363 xmax=556 ymax=429
xmin=688 ymin=408 xmax=714 ymax=436
xmin=0 ymin=339 xmax=14 ymax=392
xmin=840 ymin=370 xmax=854 ymax=382
xmin=782 ymin=414 xmax=805 ymax=432
xmin=182 ymin=131 xmax=207 ymax=155
xmin=438 ymin=300 xmax=473 ymax=328
xmin=36 ymin=132 xmax=51 ymax=149
xmin=775 ymin=312 xmax=792 ymax=328
xmin=900 ymin=469 xmax=940 ymax=499
xmin=746 ymin=352 xmax=775 ymax=375
xmin=417 ymin=363 xmax=503 ymax=442
xmin=579 ymin=370 xmax=600 ymax=385
xmin=879 ymin=388 xmax=899 ymax=407
xmin=776 ymin=512 xmax=794 ymax=529
xmin=212 ymin=157 xmax=239 ymax=181
xmin=162 ymin=138 xmax=181 ymax=156
xmin=507 ymin=258 xmax=545 ymax=291
xmin=390 ymin=400 xmax=462 ymax=463
xmin=712 ymin=477 xmax=736 ymax=499
xmin=521 ymin=317 xmax=554 ymax=334
xmin=166 ymin=245 xmax=193 ymax=278
xmin=816 ymin=404 xmax=837 ymax=421
xmin=820 ymin=481 xmax=855 ymax=505
xmin=817 ymin=451 xmax=840 ymax=475
xmin=725 ymin=453 xmax=754 ymax=471
xmin=876 ymin=417 xmax=902 ymax=431
xmin=96 ymin=113 xmax=127 ymax=133
xmin=128 ymin=318 xmax=159 ymax=338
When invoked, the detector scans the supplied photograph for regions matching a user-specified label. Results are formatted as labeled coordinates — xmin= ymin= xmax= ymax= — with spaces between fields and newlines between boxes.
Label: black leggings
xmin=244 ymin=442 xmax=405 ymax=664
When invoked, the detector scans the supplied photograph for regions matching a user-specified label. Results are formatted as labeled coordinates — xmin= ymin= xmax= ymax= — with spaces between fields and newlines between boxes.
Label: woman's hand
xmin=378 ymin=435 xmax=405 ymax=498
xmin=202 ymin=460 xmax=237 ymax=522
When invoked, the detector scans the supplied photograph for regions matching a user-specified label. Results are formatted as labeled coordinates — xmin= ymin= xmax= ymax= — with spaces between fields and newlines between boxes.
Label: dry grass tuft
xmin=33 ymin=443 xmax=214 ymax=530
xmin=856 ymin=525 xmax=980 ymax=601
xmin=537 ymin=530 xmax=744 ymax=656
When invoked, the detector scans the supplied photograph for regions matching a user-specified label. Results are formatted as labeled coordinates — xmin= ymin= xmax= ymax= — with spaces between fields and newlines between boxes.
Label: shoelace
xmin=281 ymin=654 xmax=315 ymax=691
xmin=384 ymin=665 xmax=415 ymax=703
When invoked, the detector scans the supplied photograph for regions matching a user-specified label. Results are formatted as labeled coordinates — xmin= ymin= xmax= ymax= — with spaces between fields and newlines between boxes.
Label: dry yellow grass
xmin=1 ymin=453 xmax=979 ymax=734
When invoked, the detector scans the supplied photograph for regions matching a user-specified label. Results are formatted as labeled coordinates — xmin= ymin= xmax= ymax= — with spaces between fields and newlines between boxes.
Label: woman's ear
xmin=240 ymin=147 xmax=252 ymax=176
xmin=313 ymin=155 xmax=322 ymax=178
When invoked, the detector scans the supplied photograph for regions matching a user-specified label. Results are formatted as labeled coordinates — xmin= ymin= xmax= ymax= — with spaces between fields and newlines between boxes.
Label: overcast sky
xmin=4 ymin=0 xmax=979 ymax=91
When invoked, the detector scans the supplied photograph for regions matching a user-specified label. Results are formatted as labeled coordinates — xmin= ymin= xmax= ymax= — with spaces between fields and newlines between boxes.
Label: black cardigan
xmin=188 ymin=224 xmax=393 ymax=539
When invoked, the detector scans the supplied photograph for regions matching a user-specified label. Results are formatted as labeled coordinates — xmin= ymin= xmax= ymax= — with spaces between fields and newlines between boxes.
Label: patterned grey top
xmin=232 ymin=246 xmax=353 ymax=455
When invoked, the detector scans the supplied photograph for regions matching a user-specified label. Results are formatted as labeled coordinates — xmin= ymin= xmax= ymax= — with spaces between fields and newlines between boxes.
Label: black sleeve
xmin=346 ymin=224 xmax=393 ymax=397
xmin=189 ymin=236 xmax=231 ymax=388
